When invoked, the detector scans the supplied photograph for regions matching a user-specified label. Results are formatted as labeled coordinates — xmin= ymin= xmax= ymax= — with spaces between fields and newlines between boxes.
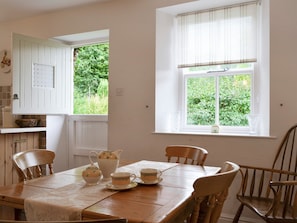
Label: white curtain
xmin=177 ymin=2 xmax=258 ymax=68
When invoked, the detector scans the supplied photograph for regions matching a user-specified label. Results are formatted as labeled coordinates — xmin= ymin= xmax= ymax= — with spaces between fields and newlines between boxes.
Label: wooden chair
xmin=233 ymin=124 xmax=297 ymax=223
xmin=189 ymin=161 xmax=239 ymax=223
xmin=13 ymin=149 xmax=55 ymax=181
xmin=165 ymin=145 xmax=208 ymax=165
xmin=0 ymin=219 xmax=127 ymax=223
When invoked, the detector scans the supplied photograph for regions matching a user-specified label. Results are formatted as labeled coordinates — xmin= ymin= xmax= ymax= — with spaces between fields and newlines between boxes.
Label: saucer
xmin=136 ymin=177 xmax=163 ymax=185
xmin=106 ymin=182 xmax=138 ymax=191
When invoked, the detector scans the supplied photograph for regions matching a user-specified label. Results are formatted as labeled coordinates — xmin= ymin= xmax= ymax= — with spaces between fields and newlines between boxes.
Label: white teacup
xmin=111 ymin=172 xmax=136 ymax=188
xmin=140 ymin=168 xmax=162 ymax=183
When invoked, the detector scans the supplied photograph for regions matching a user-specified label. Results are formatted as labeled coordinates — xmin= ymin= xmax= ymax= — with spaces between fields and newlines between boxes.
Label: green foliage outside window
xmin=187 ymin=74 xmax=251 ymax=126
xmin=187 ymin=77 xmax=215 ymax=125
xmin=219 ymin=74 xmax=251 ymax=126
xmin=73 ymin=43 xmax=109 ymax=114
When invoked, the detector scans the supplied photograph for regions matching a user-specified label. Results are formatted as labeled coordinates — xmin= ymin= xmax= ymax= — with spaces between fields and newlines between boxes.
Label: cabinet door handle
xmin=13 ymin=94 xmax=19 ymax=100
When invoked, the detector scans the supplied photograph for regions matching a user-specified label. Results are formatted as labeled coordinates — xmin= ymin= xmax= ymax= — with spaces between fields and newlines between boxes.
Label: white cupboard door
xmin=12 ymin=33 xmax=72 ymax=114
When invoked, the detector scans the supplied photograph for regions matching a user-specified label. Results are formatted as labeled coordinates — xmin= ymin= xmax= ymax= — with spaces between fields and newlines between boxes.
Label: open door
xmin=12 ymin=33 xmax=72 ymax=114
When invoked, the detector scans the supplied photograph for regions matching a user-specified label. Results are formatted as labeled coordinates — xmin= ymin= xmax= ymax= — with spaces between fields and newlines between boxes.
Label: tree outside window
xmin=73 ymin=43 xmax=109 ymax=114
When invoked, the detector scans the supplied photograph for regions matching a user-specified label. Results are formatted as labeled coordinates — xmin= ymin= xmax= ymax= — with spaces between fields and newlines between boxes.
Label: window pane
xmin=186 ymin=76 xmax=215 ymax=125
xmin=219 ymin=74 xmax=251 ymax=126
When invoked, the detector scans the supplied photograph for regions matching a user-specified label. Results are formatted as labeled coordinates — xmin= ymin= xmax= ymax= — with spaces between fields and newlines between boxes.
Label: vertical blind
xmin=177 ymin=1 xmax=258 ymax=68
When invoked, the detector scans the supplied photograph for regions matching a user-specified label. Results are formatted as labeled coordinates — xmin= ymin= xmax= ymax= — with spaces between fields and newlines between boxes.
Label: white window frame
xmin=180 ymin=65 xmax=254 ymax=134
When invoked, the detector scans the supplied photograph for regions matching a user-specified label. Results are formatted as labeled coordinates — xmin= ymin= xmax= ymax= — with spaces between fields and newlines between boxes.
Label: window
xmin=155 ymin=0 xmax=270 ymax=136
xmin=181 ymin=63 xmax=253 ymax=133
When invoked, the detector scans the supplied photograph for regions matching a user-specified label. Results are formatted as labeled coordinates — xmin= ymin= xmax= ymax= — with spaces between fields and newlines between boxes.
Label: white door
xmin=12 ymin=33 xmax=109 ymax=171
xmin=68 ymin=115 xmax=108 ymax=168
xmin=12 ymin=33 xmax=72 ymax=114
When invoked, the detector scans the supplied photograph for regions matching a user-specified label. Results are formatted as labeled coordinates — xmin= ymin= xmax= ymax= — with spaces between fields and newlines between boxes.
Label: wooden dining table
xmin=0 ymin=160 xmax=220 ymax=223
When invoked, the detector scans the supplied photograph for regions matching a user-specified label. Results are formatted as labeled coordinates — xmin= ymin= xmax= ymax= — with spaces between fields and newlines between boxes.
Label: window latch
xmin=207 ymin=67 xmax=229 ymax=73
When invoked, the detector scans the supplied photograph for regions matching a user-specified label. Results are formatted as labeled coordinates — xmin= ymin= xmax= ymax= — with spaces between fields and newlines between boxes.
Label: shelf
xmin=0 ymin=127 xmax=46 ymax=134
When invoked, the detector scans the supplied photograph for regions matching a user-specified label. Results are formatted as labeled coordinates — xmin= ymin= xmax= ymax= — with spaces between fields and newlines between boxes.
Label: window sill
xmin=153 ymin=131 xmax=275 ymax=139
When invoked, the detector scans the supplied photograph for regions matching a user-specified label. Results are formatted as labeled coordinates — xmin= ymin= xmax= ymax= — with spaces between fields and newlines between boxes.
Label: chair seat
xmin=237 ymin=196 xmax=296 ymax=222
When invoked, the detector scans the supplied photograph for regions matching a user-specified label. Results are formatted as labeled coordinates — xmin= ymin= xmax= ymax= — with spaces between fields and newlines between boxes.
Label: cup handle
xmin=157 ymin=170 xmax=162 ymax=179
xmin=130 ymin=174 xmax=136 ymax=182
xmin=89 ymin=151 xmax=99 ymax=167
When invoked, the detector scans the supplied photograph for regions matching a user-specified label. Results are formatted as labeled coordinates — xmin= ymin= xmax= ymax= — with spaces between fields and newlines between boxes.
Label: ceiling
xmin=0 ymin=0 xmax=108 ymax=23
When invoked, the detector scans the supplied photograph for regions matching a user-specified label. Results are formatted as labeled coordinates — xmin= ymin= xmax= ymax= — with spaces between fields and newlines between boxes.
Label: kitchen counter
xmin=0 ymin=127 xmax=46 ymax=134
